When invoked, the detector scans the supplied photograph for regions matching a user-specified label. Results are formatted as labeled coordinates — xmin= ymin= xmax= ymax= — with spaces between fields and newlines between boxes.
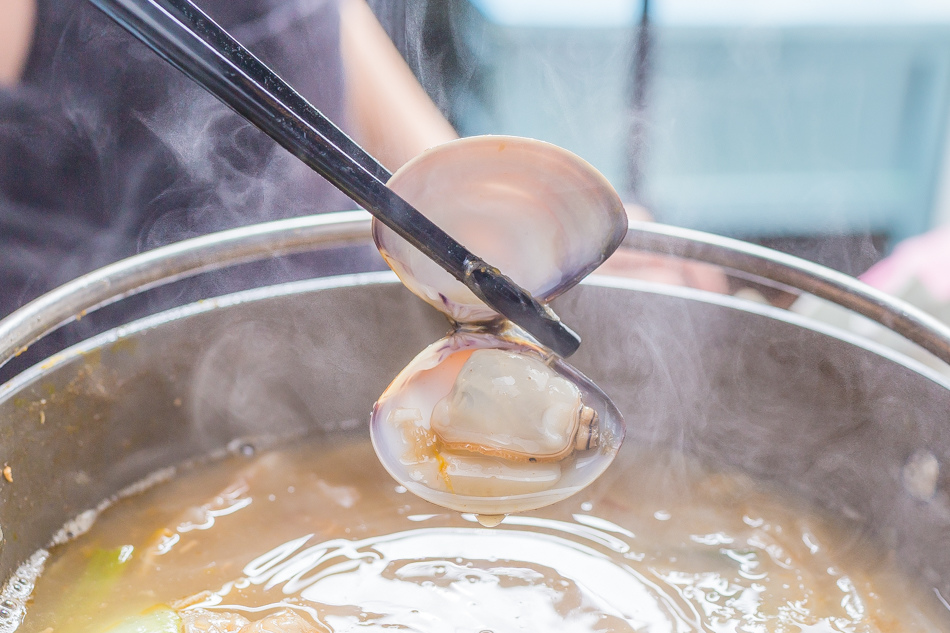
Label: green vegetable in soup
xmin=103 ymin=608 xmax=180 ymax=633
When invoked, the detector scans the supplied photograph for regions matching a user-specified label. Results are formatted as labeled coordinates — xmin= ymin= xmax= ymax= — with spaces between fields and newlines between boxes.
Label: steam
xmin=3 ymin=2 xmax=949 ymax=616
xmin=0 ymin=0 xmax=383 ymax=381
xmin=0 ymin=0 xmax=355 ymax=320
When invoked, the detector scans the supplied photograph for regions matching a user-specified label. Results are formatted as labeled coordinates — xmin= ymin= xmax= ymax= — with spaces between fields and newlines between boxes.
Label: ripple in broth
xmin=16 ymin=437 xmax=950 ymax=633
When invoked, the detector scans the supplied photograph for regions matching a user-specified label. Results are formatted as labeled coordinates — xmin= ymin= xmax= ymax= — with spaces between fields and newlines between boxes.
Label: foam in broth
xmin=14 ymin=436 xmax=950 ymax=633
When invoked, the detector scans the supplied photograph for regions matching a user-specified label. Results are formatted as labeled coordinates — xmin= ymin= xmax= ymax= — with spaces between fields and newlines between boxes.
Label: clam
xmin=370 ymin=136 xmax=627 ymax=516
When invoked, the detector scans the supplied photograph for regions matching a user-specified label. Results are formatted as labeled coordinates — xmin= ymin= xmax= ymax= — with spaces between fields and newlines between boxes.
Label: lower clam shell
xmin=373 ymin=136 xmax=627 ymax=324
xmin=370 ymin=330 xmax=625 ymax=515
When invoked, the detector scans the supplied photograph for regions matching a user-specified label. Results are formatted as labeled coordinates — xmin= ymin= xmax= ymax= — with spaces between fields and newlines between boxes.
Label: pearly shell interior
xmin=373 ymin=136 xmax=627 ymax=324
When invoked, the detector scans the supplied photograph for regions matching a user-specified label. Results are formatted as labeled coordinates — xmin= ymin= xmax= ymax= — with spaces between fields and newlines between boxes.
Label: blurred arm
xmin=339 ymin=0 xmax=458 ymax=172
xmin=0 ymin=0 xmax=36 ymax=86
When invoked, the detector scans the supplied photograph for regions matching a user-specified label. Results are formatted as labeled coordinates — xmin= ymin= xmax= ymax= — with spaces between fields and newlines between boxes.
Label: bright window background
xmin=446 ymin=0 xmax=950 ymax=267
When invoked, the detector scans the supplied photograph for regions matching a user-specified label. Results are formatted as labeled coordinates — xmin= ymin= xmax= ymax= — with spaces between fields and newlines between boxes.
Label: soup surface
xmin=13 ymin=436 xmax=950 ymax=633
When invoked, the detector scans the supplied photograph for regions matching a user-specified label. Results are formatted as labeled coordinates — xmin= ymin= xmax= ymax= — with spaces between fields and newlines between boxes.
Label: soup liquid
xmin=17 ymin=437 xmax=950 ymax=633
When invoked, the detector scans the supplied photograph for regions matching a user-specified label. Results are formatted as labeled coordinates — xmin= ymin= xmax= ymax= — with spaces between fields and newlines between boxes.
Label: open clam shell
xmin=370 ymin=330 xmax=625 ymax=515
xmin=374 ymin=136 xmax=628 ymax=324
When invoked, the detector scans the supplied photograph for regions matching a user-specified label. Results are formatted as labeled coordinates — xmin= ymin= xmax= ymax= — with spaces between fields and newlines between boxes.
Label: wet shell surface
xmin=373 ymin=135 xmax=627 ymax=323
xmin=370 ymin=332 xmax=625 ymax=515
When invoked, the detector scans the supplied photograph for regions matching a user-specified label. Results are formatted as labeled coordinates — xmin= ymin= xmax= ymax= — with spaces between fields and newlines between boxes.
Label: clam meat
xmin=431 ymin=349 xmax=598 ymax=462
xmin=370 ymin=136 xmax=627 ymax=516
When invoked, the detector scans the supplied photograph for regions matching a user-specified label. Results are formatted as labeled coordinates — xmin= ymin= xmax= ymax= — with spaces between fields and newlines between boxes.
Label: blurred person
xmin=0 ymin=0 xmax=720 ymax=334
xmin=0 ymin=0 xmax=456 ymax=320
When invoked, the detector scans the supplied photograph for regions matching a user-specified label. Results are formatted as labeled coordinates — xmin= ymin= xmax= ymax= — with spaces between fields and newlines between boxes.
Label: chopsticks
xmin=87 ymin=0 xmax=582 ymax=357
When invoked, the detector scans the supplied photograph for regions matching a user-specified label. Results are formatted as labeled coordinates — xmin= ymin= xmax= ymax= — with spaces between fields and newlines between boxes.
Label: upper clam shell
xmin=374 ymin=136 xmax=627 ymax=324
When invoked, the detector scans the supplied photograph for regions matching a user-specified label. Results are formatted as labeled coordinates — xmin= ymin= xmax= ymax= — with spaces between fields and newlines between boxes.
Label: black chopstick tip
xmin=465 ymin=260 xmax=582 ymax=357
xmin=548 ymin=321 xmax=581 ymax=358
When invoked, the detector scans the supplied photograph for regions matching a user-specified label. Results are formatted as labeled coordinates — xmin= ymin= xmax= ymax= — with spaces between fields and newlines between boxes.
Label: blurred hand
xmin=861 ymin=226 xmax=950 ymax=302
xmin=596 ymin=203 xmax=730 ymax=294
xmin=340 ymin=0 xmax=458 ymax=172
xmin=0 ymin=0 xmax=36 ymax=86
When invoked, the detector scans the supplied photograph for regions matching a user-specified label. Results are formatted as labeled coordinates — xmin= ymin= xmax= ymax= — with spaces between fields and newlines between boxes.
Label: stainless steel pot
xmin=1 ymin=212 xmax=950 ymax=608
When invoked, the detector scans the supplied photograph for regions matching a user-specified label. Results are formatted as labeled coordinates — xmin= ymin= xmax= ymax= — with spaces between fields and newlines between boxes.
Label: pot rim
xmin=1 ymin=210 xmax=948 ymax=372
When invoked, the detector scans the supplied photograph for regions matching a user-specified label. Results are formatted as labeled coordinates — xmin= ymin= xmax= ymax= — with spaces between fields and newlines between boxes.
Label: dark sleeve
xmin=0 ymin=87 xmax=110 ymax=316
xmin=1 ymin=0 xmax=352 ymax=318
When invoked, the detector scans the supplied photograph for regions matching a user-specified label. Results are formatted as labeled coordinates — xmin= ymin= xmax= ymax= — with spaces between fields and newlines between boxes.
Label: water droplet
xmin=475 ymin=514 xmax=506 ymax=527
xmin=0 ymin=601 xmax=13 ymax=609
xmin=240 ymin=443 xmax=255 ymax=457
xmin=581 ymin=501 xmax=593 ymax=511
xmin=0 ymin=608 xmax=11 ymax=619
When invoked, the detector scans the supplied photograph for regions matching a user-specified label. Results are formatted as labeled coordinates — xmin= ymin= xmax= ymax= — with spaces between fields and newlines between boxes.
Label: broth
xmin=14 ymin=436 xmax=950 ymax=633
